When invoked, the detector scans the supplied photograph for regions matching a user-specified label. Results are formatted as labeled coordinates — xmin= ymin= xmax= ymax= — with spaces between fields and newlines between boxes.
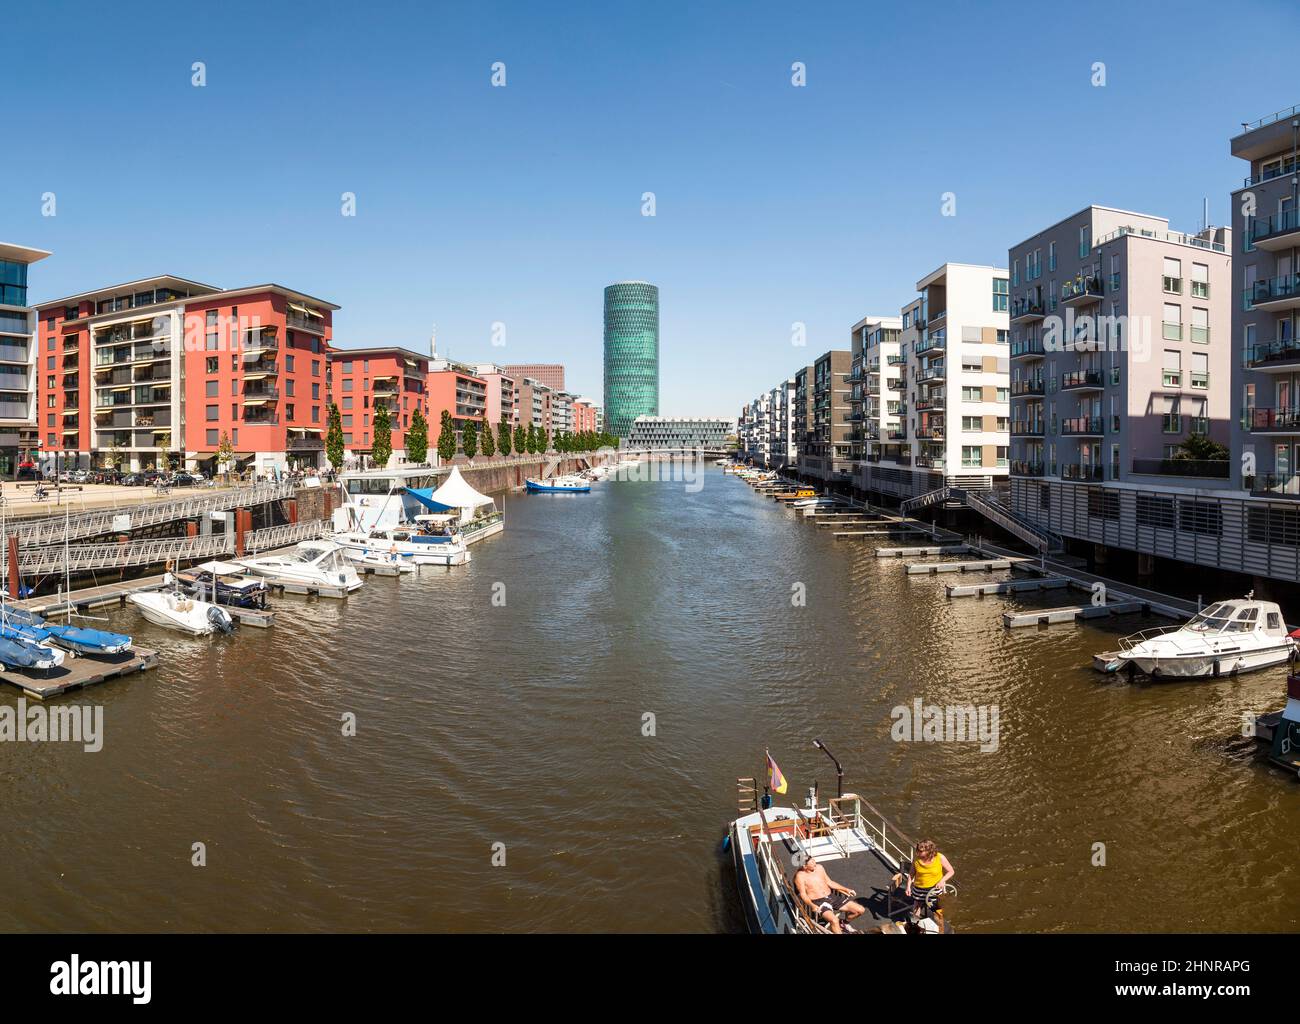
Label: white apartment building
xmin=861 ymin=263 xmax=1010 ymax=500
xmin=0 ymin=243 xmax=48 ymax=472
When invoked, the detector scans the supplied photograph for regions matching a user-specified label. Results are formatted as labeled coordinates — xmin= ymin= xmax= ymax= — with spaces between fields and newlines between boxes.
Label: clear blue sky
xmin=4 ymin=0 xmax=1297 ymax=416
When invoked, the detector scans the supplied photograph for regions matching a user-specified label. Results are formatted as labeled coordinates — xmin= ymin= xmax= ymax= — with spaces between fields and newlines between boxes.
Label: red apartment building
xmin=35 ymin=276 xmax=336 ymax=475
xmin=327 ymin=346 xmax=430 ymax=462
xmin=427 ymin=357 xmax=487 ymax=450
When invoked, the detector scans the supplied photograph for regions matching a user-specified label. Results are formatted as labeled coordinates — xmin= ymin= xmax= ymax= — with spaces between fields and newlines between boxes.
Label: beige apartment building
xmin=847 ymin=315 xmax=903 ymax=471
xmin=1007 ymin=206 xmax=1231 ymax=497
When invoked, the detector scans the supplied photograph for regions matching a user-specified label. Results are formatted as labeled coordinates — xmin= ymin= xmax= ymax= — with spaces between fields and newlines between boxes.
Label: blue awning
xmin=403 ymin=486 xmax=454 ymax=512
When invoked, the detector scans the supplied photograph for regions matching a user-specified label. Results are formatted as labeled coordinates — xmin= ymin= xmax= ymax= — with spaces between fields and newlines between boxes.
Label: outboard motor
xmin=207 ymin=605 xmax=235 ymax=634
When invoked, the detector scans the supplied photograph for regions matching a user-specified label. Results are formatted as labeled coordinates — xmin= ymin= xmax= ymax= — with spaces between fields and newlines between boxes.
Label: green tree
xmin=406 ymin=407 xmax=429 ymax=464
xmin=480 ymin=417 xmax=496 ymax=457
xmin=541 ymin=428 xmax=551 ymax=452
xmin=1174 ymin=434 xmax=1230 ymax=462
xmin=372 ymin=402 xmax=393 ymax=468
xmin=217 ymin=431 xmax=235 ymax=480
xmin=326 ymin=403 xmax=345 ymax=469
xmin=526 ymin=424 xmax=539 ymax=454
xmin=514 ymin=422 xmax=527 ymax=455
xmin=437 ymin=410 xmax=457 ymax=463
xmin=498 ymin=417 xmax=512 ymax=457
xmin=158 ymin=431 xmax=173 ymax=474
xmin=462 ymin=419 xmax=478 ymax=459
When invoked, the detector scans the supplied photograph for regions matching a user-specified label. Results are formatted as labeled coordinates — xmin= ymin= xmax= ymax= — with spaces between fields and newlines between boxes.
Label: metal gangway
xmin=901 ymin=485 xmax=1064 ymax=554
xmin=5 ymin=481 xmax=299 ymax=547
xmin=6 ymin=518 xmax=328 ymax=577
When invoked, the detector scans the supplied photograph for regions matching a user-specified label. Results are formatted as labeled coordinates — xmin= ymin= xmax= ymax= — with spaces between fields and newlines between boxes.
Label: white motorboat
xmin=237 ymin=540 xmax=364 ymax=593
xmin=1104 ymin=594 xmax=1295 ymax=679
xmin=525 ymin=475 xmax=591 ymax=493
xmin=333 ymin=515 xmax=470 ymax=567
xmin=337 ymin=465 xmax=504 ymax=546
xmin=128 ymin=591 xmax=234 ymax=636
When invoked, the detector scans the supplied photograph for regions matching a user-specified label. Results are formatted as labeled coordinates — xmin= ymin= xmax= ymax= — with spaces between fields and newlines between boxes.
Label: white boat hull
xmin=129 ymin=593 xmax=231 ymax=636
xmin=1122 ymin=643 xmax=1294 ymax=679
xmin=334 ymin=533 xmax=469 ymax=567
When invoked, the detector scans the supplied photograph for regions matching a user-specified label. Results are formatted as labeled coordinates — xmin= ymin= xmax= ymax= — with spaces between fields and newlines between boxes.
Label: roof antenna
xmin=430 ymin=325 xmax=437 ymax=360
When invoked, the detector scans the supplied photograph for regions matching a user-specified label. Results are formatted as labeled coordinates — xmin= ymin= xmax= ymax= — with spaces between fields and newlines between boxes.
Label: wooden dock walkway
xmin=0 ymin=645 xmax=159 ymax=699
xmin=905 ymin=558 xmax=1022 ymax=575
xmin=946 ymin=577 xmax=1072 ymax=598
xmin=1003 ymin=601 xmax=1148 ymax=628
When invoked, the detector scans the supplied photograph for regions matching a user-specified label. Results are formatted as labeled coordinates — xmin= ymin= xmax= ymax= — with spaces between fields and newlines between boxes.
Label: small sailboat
xmin=1 ymin=607 xmax=131 ymax=656
xmin=525 ymin=475 xmax=591 ymax=493
xmin=129 ymin=590 xmax=234 ymax=636
xmin=0 ymin=634 xmax=65 ymax=670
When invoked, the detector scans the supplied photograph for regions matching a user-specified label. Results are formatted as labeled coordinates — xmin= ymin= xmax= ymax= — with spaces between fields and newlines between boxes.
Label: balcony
xmin=1011 ymin=339 xmax=1046 ymax=360
xmin=1246 ymin=407 xmax=1300 ymax=433
xmin=1249 ymin=473 xmax=1300 ymax=499
xmin=886 ymin=354 xmax=905 ymax=365
xmin=1245 ymin=274 xmax=1300 ymax=313
xmin=916 ymin=426 xmax=944 ymax=441
xmin=286 ymin=310 xmax=327 ymax=334
xmin=1061 ymin=416 xmax=1104 ymax=436
xmin=1011 ymin=460 xmax=1045 ymax=476
xmin=1062 ymin=463 xmax=1104 ymax=481
xmin=241 ymin=327 xmax=279 ymax=352
xmin=1131 ymin=458 xmax=1229 ymax=479
xmin=287 ymin=434 xmax=325 ymax=452
xmin=1011 ymin=420 xmax=1045 ymax=437
xmin=1010 ymin=299 xmax=1046 ymax=323
xmin=914 ymin=395 xmax=944 ymax=411
xmin=242 ymin=388 xmax=280 ymax=404
xmin=1246 ymin=339 xmax=1300 ymax=371
xmin=915 ymin=456 xmax=946 ymax=470
xmin=1060 ymin=370 xmax=1103 ymax=391
xmin=1011 ymin=379 xmax=1045 ymax=397
xmin=1061 ymin=276 xmax=1104 ymax=306
xmin=916 ymin=363 xmax=945 ymax=384
xmin=1251 ymin=208 xmax=1300 ymax=251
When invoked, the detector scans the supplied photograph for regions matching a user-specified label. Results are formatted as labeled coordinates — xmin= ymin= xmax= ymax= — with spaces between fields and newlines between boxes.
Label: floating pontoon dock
xmin=0 ymin=646 xmax=159 ymax=699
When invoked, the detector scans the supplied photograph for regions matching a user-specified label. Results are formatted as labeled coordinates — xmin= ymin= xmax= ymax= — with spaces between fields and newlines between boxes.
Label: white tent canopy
xmin=415 ymin=466 xmax=496 ymax=514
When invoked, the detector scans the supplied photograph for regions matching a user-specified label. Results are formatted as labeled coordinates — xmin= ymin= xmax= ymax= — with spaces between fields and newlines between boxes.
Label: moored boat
xmin=1101 ymin=594 xmax=1294 ymax=679
xmin=128 ymin=591 xmax=234 ymax=636
xmin=237 ymin=540 xmax=364 ymax=593
xmin=1 ymin=607 xmax=132 ymax=656
xmin=525 ymin=475 xmax=591 ymax=493
xmin=727 ymin=748 xmax=954 ymax=935
xmin=333 ymin=515 xmax=470 ymax=567
xmin=174 ymin=561 xmax=271 ymax=609
xmin=1257 ymin=673 xmax=1300 ymax=778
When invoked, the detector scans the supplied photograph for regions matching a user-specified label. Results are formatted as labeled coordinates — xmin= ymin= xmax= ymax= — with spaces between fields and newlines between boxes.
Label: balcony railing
xmin=1011 ymin=339 xmax=1046 ymax=359
xmin=1061 ymin=370 xmax=1103 ymax=390
xmin=1061 ymin=276 xmax=1104 ymax=304
xmin=1011 ymin=379 xmax=1045 ymax=396
xmin=1245 ymin=274 xmax=1300 ymax=309
xmin=1010 ymin=299 xmax=1046 ymax=321
xmin=1061 ymin=417 xmax=1104 ymax=435
xmin=1062 ymin=463 xmax=1104 ymax=481
xmin=1251 ymin=208 xmax=1300 ymax=246
xmin=1248 ymin=473 xmax=1300 ymax=499
xmin=1010 ymin=460 xmax=1045 ymax=476
xmin=1246 ymin=407 xmax=1300 ymax=432
xmin=1131 ymin=458 xmax=1229 ymax=479
xmin=1011 ymin=420 xmax=1045 ymax=436
xmin=1246 ymin=340 xmax=1300 ymax=368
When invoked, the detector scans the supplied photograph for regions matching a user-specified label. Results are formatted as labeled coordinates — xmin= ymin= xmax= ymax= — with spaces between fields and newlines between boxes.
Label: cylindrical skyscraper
xmin=603 ymin=281 xmax=659 ymax=438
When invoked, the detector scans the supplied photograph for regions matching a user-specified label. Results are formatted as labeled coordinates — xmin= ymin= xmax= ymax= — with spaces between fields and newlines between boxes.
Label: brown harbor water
xmin=1 ymin=466 xmax=1296 ymax=933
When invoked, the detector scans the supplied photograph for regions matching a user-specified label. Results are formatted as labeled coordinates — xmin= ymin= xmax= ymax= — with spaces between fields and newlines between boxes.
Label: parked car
xmin=170 ymin=473 xmax=199 ymax=486
xmin=121 ymin=473 xmax=144 ymax=486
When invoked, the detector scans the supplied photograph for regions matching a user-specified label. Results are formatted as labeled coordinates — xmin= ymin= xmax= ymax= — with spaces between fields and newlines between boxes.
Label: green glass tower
xmin=603 ymin=281 xmax=659 ymax=438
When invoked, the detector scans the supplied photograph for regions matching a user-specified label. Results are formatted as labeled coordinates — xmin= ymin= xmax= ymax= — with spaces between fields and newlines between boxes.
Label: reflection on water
xmin=0 ymin=467 xmax=1295 ymax=932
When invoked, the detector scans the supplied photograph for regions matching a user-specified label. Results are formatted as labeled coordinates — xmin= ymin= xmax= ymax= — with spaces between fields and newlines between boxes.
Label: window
xmin=286 ymin=379 xmax=295 ymax=397
xmin=1162 ymin=304 xmax=1182 ymax=341
xmin=1163 ymin=350 xmax=1181 ymax=387
xmin=1190 ymin=307 xmax=1209 ymax=344
xmin=1078 ymin=225 xmax=1089 ymax=257
xmin=206 ymin=405 xmax=219 ymax=421
xmin=1048 ymin=242 xmax=1057 ymax=272
xmin=312 ymin=360 xmax=321 ymax=377
xmin=286 ymin=355 xmax=295 ymax=372
xmin=286 ymin=403 xmax=295 ymax=421
xmin=206 ymin=357 xmax=219 ymax=373
xmin=342 ymin=361 xmax=353 ymax=373
xmin=1191 ymin=262 xmax=1209 ymax=298
xmin=206 ymin=429 xmax=219 ymax=445
xmin=961 ymin=446 xmax=982 ymax=468
xmin=232 ymin=429 xmax=238 ymax=446
xmin=311 ymin=405 xmax=320 ymax=423
xmin=342 ymin=379 xmax=353 ymax=392
xmin=343 ymin=414 xmax=353 ymax=427
xmin=205 ymin=380 xmax=218 ymax=397
xmin=1191 ymin=351 xmax=1209 ymax=389
xmin=312 ymin=383 xmax=319 ymax=400
xmin=993 ymin=278 xmax=1008 ymax=311
xmin=962 ymin=416 xmax=982 ymax=431
xmin=962 ymin=386 xmax=981 ymax=401
xmin=342 ymin=396 xmax=353 ymax=410
xmin=1162 ymin=257 xmax=1182 ymax=293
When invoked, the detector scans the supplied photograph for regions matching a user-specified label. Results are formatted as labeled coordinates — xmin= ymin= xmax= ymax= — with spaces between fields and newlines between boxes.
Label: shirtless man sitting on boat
xmin=793 ymin=853 xmax=866 ymax=933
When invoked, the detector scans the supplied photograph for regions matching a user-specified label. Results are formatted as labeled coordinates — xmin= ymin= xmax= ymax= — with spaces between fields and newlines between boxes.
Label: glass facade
xmin=0 ymin=260 xmax=29 ymax=307
xmin=603 ymin=281 xmax=659 ymax=437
